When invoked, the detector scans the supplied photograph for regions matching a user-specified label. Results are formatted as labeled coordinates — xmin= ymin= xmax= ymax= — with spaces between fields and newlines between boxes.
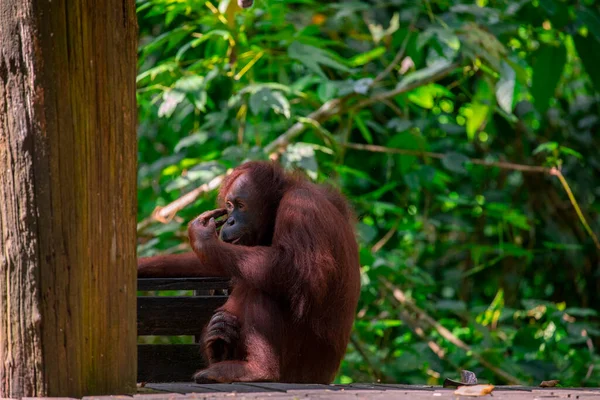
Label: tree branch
xmin=263 ymin=98 xmax=343 ymax=154
xmin=371 ymin=23 xmax=415 ymax=87
xmin=344 ymin=142 xmax=551 ymax=174
xmin=265 ymin=61 xmax=463 ymax=156
xmin=355 ymin=62 xmax=461 ymax=110
xmin=381 ymin=279 xmax=523 ymax=385
xmin=550 ymin=168 xmax=600 ymax=250
xmin=137 ymin=173 xmax=226 ymax=230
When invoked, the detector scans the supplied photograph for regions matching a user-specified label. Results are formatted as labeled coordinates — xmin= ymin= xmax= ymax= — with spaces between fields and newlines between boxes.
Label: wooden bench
xmin=137 ymin=277 xmax=230 ymax=382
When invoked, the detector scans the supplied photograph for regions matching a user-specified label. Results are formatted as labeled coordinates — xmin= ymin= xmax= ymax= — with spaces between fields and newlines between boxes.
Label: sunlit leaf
xmin=348 ymin=47 xmax=386 ymax=67
xmin=136 ymin=62 xmax=178 ymax=83
xmin=533 ymin=141 xmax=558 ymax=155
xmin=407 ymin=83 xmax=453 ymax=109
xmin=367 ymin=12 xmax=399 ymax=44
xmin=158 ymin=90 xmax=185 ymax=118
xmin=466 ymin=78 xmax=494 ymax=140
xmin=249 ymin=88 xmax=291 ymax=118
xmin=395 ymin=59 xmax=455 ymax=92
xmin=281 ymin=143 xmax=318 ymax=179
xmin=496 ymin=61 xmax=516 ymax=114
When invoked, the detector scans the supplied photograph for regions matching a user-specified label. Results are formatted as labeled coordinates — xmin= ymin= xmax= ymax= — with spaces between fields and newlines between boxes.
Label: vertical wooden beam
xmin=0 ymin=0 xmax=138 ymax=397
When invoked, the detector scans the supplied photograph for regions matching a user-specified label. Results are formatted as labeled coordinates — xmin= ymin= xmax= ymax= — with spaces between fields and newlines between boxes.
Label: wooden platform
xmin=123 ymin=383 xmax=600 ymax=399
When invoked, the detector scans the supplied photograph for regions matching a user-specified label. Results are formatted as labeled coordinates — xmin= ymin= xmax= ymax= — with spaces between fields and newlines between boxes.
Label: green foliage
xmin=137 ymin=0 xmax=600 ymax=387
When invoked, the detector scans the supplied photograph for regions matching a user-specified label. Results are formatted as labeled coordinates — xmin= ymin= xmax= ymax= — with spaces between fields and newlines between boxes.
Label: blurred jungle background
xmin=135 ymin=0 xmax=600 ymax=387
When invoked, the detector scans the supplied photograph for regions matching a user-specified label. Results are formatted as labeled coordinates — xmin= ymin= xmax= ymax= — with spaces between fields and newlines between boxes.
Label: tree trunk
xmin=0 ymin=0 xmax=138 ymax=397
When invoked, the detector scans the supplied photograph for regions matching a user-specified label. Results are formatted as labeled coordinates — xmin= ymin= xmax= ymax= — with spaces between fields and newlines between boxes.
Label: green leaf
xmin=140 ymin=27 xmax=189 ymax=57
xmin=388 ymin=132 xmax=427 ymax=174
xmin=367 ymin=12 xmax=399 ymax=44
xmin=174 ymin=131 xmax=210 ymax=153
xmin=136 ymin=62 xmax=178 ymax=83
xmin=407 ymin=84 xmax=453 ymax=109
xmin=442 ymin=152 xmax=469 ymax=174
xmin=533 ymin=142 xmax=558 ymax=155
xmin=348 ymin=47 xmax=386 ymax=67
xmin=496 ymin=61 xmax=516 ymax=114
xmin=158 ymin=90 xmax=185 ymax=118
xmin=577 ymin=8 xmax=600 ymax=42
xmin=531 ymin=43 xmax=566 ymax=114
xmin=175 ymin=30 xmax=232 ymax=62
xmin=564 ymin=308 xmax=598 ymax=317
xmin=417 ymin=27 xmax=460 ymax=51
xmin=573 ymin=34 xmax=600 ymax=93
xmin=466 ymin=78 xmax=494 ymax=140
xmin=559 ymin=146 xmax=583 ymax=160
xmin=356 ymin=222 xmax=378 ymax=243
xmin=317 ymin=82 xmax=338 ymax=102
xmin=353 ymin=114 xmax=373 ymax=144
xmin=540 ymin=0 xmax=570 ymax=28
xmin=353 ymin=78 xmax=373 ymax=95
xmin=505 ymin=58 xmax=528 ymax=86
xmin=249 ymin=88 xmax=291 ymax=118
xmin=282 ymin=143 xmax=318 ymax=179
xmin=288 ymin=41 xmax=354 ymax=78
xmin=408 ymin=86 xmax=435 ymax=109
xmin=361 ymin=182 xmax=401 ymax=200
xmin=457 ymin=22 xmax=507 ymax=71
xmin=539 ymin=0 xmax=556 ymax=15
xmin=175 ymin=75 xmax=208 ymax=111
xmin=395 ymin=59 xmax=455 ymax=92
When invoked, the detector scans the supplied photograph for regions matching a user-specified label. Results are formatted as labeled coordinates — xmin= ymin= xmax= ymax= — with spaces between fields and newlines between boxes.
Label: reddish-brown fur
xmin=138 ymin=161 xmax=361 ymax=383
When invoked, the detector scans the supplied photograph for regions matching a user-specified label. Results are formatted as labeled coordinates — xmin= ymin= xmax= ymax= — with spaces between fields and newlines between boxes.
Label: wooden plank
xmin=138 ymin=278 xmax=230 ymax=292
xmin=138 ymin=296 xmax=227 ymax=335
xmin=192 ymin=384 xmax=279 ymax=393
xmin=149 ymin=383 xmax=276 ymax=394
xmin=125 ymin=385 xmax=600 ymax=400
xmin=82 ymin=397 xmax=133 ymax=400
xmin=133 ymin=395 xmax=184 ymax=400
xmin=138 ymin=345 xmax=204 ymax=383
xmin=22 ymin=398 xmax=79 ymax=400
xmin=243 ymin=383 xmax=339 ymax=392
xmin=347 ymin=383 xmax=435 ymax=391
xmin=372 ymin=383 xmax=436 ymax=390
xmin=287 ymin=395 xmax=359 ymax=400
xmin=144 ymin=384 xmax=219 ymax=394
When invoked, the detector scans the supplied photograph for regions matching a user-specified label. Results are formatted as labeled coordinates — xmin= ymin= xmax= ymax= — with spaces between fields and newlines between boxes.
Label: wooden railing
xmin=137 ymin=277 xmax=230 ymax=382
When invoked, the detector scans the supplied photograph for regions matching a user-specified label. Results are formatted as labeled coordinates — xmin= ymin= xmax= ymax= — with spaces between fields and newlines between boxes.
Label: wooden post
xmin=0 ymin=0 xmax=138 ymax=397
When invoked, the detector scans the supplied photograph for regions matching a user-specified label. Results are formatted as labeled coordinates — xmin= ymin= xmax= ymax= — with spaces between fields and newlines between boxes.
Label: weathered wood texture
xmin=0 ymin=0 xmax=138 ymax=397
xmin=5 ymin=382 xmax=600 ymax=399
xmin=142 ymin=383 xmax=600 ymax=399
xmin=132 ymin=384 xmax=600 ymax=399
